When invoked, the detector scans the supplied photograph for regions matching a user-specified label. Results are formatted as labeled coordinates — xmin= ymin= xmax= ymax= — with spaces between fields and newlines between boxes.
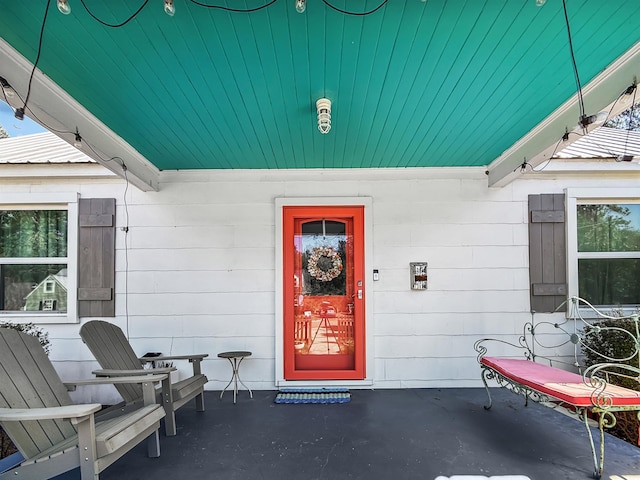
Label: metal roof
xmin=554 ymin=126 xmax=640 ymax=159
xmin=0 ymin=131 xmax=94 ymax=164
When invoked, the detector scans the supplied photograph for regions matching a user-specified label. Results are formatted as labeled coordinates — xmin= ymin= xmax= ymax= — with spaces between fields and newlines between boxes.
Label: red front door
xmin=283 ymin=206 xmax=366 ymax=380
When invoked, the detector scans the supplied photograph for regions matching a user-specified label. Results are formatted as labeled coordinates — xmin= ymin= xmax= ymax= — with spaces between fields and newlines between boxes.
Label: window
xmin=42 ymin=299 xmax=56 ymax=311
xmin=567 ymin=188 xmax=640 ymax=313
xmin=0 ymin=194 xmax=78 ymax=323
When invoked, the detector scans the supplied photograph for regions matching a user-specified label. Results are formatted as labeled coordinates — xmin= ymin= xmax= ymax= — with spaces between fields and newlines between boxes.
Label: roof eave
xmin=487 ymin=40 xmax=640 ymax=187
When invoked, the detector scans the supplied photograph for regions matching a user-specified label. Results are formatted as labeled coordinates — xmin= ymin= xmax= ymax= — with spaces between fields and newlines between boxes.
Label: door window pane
xmin=301 ymin=220 xmax=347 ymax=296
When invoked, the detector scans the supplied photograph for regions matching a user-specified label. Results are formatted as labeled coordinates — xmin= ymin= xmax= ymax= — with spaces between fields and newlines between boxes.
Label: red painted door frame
xmin=283 ymin=205 xmax=366 ymax=380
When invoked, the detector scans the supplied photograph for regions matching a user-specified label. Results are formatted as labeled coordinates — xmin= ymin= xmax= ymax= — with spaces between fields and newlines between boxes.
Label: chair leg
xmin=195 ymin=390 xmax=205 ymax=412
xmin=159 ymin=377 xmax=177 ymax=436
xmin=164 ymin=408 xmax=177 ymax=436
xmin=74 ymin=414 xmax=98 ymax=480
xmin=147 ymin=430 xmax=161 ymax=458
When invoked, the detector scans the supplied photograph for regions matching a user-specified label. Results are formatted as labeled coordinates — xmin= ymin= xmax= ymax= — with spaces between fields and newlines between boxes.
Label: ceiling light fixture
xmin=296 ymin=0 xmax=306 ymax=13
xmin=535 ymin=0 xmax=547 ymax=6
xmin=164 ymin=0 xmax=175 ymax=16
xmin=57 ymin=0 xmax=71 ymax=15
xmin=316 ymin=98 xmax=331 ymax=134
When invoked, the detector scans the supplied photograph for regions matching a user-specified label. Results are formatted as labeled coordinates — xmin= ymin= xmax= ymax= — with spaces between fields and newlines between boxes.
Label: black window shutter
xmin=78 ymin=198 xmax=116 ymax=317
xmin=528 ymin=193 xmax=567 ymax=313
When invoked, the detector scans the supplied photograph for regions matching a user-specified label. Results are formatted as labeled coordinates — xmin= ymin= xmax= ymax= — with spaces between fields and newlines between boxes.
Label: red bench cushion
xmin=481 ymin=357 xmax=640 ymax=407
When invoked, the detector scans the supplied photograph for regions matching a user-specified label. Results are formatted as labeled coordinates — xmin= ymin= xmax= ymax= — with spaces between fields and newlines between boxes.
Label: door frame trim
xmin=274 ymin=197 xmax=374 ymax=388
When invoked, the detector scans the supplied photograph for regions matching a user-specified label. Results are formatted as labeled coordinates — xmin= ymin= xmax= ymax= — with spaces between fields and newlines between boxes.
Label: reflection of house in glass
xmin=24 ymin=269 xmax=67 ymax=312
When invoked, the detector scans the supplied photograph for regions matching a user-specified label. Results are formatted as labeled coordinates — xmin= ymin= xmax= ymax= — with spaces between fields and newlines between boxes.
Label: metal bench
xmin=474 ymin=297 xmax=640 ymax=479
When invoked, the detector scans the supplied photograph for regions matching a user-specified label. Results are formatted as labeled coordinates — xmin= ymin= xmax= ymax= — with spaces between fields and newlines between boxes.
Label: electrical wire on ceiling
xmin=7 ymin=0 xmax=388 ymax=126
xmin=321 ymin=0 xmax=387 ymax=16
xmin=621 ymin=85 xmax=638 ymax=160
xmin=519 ymin=81 xmax=640 ymax=174
xmin=15 ymin=0 xmax=52 ymax=121
xmin=560 ymin=0 xmax=588 ymax=131
xmin=79 ymin=0 xmax=149 ymax=28
xmin=187 ymin=0 xmax=278 ymax=13
xmin=75 ymin=0 xmax=386 ymax=23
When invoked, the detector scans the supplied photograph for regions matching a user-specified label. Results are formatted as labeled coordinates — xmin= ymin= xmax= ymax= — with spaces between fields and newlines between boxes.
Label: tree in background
xmin=0 ymin=123 xmax=8 ymax=139
xmin=604 ymin=102 xmax=640 ymax=131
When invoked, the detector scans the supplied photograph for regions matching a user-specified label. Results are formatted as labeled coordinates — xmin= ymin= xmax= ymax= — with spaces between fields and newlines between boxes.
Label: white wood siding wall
xmin=3 ymin=167 xmax=638 ymax=403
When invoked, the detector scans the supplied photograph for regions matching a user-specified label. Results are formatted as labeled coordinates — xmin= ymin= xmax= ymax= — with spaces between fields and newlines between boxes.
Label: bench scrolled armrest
xmin=473 ymin=336 xmax=532 ymax=363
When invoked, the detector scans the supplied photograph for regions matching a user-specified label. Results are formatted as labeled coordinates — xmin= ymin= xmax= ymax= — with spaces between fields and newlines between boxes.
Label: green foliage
xmin=0 ymin=210 xmax=68 ymax=258
xmin=581 ymin=315 xmax=640 ymax=445
xmin=604 ymin=101 xmax=640 ymax=131
xmin=0 ymin=321 xmax=50 ymax=355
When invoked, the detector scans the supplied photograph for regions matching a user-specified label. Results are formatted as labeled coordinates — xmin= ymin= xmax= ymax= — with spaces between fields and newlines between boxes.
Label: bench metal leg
xmin=479 ymin=366 xmax=493 ymax=410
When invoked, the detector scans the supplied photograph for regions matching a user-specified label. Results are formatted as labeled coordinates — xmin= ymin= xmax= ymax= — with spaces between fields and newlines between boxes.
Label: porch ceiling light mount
xmin=57 ymin=0 xmax=71 ymax=15
xmin=316 ymin=98 xmax=331 ymax=134
xmin=164 ymin=0 xmax=176 ymax=16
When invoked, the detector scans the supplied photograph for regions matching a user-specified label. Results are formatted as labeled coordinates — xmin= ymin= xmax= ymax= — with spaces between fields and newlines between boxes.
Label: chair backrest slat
xmin=0 ymin=328 xmax=77 ymax=458
xmin=80 ymin=321 xmax=144 ymax=403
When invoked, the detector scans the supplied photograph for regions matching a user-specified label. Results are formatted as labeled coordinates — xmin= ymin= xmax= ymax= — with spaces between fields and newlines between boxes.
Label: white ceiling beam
xmin=487 ymin=40 xmax=640 ymax=188
xmin=0 ymin=38 xmax=159 ymax=191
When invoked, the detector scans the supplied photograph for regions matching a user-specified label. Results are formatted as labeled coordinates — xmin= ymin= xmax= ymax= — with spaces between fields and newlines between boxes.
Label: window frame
xmin=0 ymin=193 xmax=78 ymax=324
xmin=566 ymin=187 xmax=640 ymax=316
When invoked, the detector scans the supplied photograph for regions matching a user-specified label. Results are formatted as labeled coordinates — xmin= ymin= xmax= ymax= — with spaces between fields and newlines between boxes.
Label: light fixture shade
xmin=535 ymin=0 xmax=547 ymax=6
xmin=164 ymin=0 xmax=176 ymax=16
xmin=316 ymin=98 xmax=331 ymax=134
xmin=57 ymin=0 xmax=71 ymax=14
xmin=296 ymin=0 xmax=306 ymax=13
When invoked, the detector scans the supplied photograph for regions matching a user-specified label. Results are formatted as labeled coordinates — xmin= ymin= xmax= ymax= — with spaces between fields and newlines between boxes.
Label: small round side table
xmin=218 ymin=351 xmax=253 ymax=404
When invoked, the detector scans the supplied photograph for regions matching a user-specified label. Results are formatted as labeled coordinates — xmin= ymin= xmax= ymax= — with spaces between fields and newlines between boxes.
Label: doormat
xmin=274 ymin=388 xmax=351 ymax=404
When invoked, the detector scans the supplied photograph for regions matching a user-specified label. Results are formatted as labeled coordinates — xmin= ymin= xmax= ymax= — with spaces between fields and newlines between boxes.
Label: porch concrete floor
xmin=100 ymin=388 xmax=640 ymax=480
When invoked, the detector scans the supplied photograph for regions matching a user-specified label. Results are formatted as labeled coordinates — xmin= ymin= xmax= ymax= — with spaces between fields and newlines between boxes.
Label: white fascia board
xmin=0 ymin=38 xmax=159 ymax=192
xmin=0 ymin=163 xmax=119 ymax=180
xmin=487 ymin=40 xmax=640 ymax=188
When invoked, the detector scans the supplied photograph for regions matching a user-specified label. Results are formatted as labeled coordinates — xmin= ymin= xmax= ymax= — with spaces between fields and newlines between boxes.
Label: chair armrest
xmin=65 ymin=374 xmax=169 ymax=406
xmin=92 ymin=367 xmax=175 ymax=377
xmin=65 ymin=373 xmax=170 ymax=391
xmin=140 ymin=353 xmax=208 ymax=362
xmin=0 ymin=404 xmax=101 ymax=422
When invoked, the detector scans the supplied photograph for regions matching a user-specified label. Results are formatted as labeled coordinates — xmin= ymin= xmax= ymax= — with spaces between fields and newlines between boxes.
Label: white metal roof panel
xmin=555 ymin=127 xmax=640 ymax=159
xmin=0 ymin=132 xmax=94 ymax=164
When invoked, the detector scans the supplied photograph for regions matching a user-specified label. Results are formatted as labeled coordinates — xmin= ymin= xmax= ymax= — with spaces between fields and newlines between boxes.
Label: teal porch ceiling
xmin=1 ymin=0 xmax=640 ymax=178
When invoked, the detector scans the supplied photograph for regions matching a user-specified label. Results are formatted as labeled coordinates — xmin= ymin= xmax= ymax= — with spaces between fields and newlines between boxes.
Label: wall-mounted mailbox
xmin=410 ymin=262 xmax=428 ymax=290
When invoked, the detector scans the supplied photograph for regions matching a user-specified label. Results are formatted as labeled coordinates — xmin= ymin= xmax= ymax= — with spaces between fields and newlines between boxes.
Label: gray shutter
xmin=528 ymin=193 xmax=567 ymax=313
xmin=78 ymin=198 xmax=116 ymax=317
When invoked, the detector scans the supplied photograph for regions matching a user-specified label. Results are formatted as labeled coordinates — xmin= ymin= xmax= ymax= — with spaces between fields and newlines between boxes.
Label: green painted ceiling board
xmin=1 ymin=1 xmax=640 ymax=173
